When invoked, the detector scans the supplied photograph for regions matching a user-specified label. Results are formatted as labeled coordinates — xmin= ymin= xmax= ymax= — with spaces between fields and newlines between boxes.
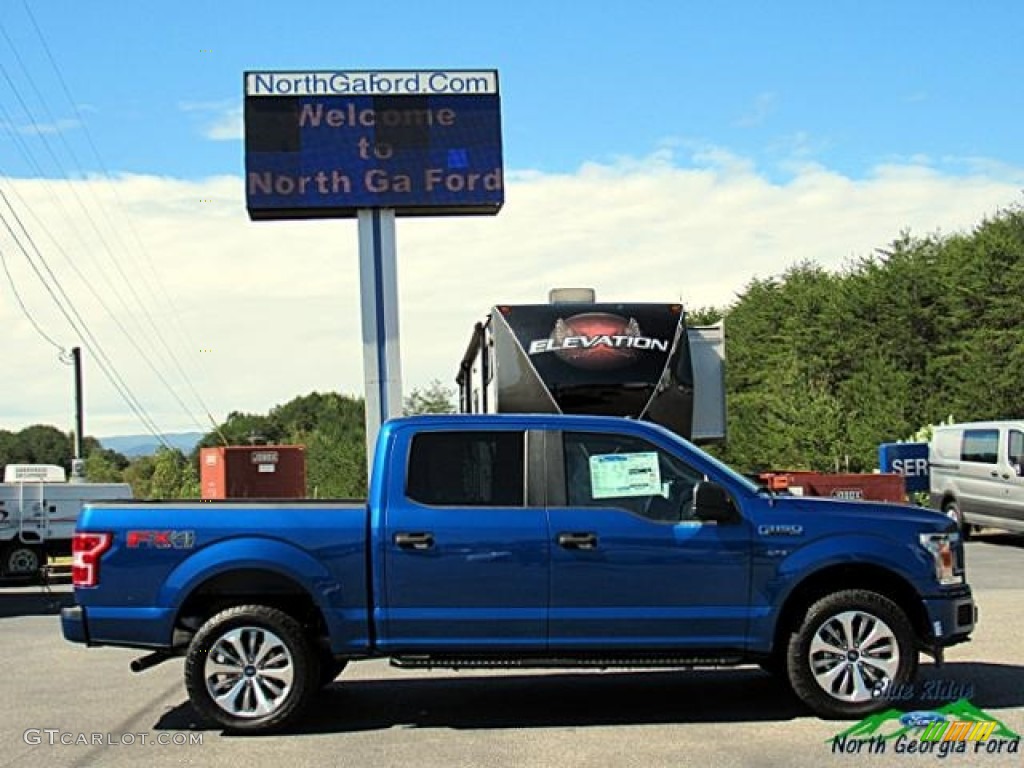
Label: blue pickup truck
xmin=62 ymin=414 xmax=976 ymax=732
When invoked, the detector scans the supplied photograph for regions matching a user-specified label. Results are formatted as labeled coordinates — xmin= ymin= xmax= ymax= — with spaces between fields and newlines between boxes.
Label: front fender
xmin=777 ymin=533 xmax=933 ymax=588
xmin=749 ymin=533 xmax=933 ymax=653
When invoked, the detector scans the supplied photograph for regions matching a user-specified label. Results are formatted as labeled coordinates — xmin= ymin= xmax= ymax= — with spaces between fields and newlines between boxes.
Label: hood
xmin=766 ymin=494 xmax=955 ymax=534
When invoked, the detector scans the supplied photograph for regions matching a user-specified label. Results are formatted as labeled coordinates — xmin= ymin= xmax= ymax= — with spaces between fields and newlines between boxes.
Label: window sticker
xmin=590 ymin=452 xmax=661 ymax=498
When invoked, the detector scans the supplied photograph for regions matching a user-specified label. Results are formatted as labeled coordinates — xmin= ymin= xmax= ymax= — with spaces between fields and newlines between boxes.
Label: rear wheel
xmin=1 ymin=543 xmax=43 ymax=580
xmin=787 ymin=589 xmax=917 ymax=719
xmin=184 ymin=605 xmax=319 ymax=732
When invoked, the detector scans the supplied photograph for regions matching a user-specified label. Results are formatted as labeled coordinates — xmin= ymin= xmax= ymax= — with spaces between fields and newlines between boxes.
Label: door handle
xmin=394 ymin=532 xmax=435 ymax=550
xmin=557 ymin=532 xmax=598 ymax=550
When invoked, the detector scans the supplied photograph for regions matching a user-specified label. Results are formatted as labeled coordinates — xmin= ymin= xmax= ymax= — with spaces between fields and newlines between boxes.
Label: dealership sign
xmin=878 ymin=442 xmax=930 ymax=493
xmin=244 ymin=70 xmax=503 ymax=219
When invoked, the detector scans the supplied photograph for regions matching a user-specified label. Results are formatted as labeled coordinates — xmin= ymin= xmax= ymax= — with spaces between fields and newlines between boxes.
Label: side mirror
xmin=693 ymin=481 xmax=739 ymax=524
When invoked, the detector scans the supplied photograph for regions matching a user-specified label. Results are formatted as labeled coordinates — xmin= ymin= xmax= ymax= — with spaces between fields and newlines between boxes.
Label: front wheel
xmin=787 ymin=589 xmax=918 ymax=719
xmin=184 ymin=605 xmax=319 ymax=732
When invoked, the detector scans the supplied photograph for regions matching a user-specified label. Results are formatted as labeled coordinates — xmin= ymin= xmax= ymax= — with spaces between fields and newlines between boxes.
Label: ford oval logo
xmin=899 ymin=711 xmax=947 ymax=728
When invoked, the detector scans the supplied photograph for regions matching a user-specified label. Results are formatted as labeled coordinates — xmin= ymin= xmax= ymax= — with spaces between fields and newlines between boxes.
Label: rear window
xmin=961 ymin=429 xmax=998 ymax=464
xmin=406 ymin=431 xmax=524 ymax=507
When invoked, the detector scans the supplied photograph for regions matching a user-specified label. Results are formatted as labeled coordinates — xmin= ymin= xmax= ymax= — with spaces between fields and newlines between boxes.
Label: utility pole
xmin=71 ymin=346 xmax=85 ymax=482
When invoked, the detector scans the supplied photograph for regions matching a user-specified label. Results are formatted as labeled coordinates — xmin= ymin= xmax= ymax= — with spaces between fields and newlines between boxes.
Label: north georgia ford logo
xmin=527 ymin=313 xmax=669 ymax=370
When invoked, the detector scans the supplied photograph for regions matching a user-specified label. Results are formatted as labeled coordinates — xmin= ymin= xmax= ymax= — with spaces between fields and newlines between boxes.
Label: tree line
xmin=700 ymin=202 xmax=1024 ymax=471
xmin=0 ymin=383 xmax=453 ymax=499
xmin=3 ymin=203 xmax=1021 ymax=494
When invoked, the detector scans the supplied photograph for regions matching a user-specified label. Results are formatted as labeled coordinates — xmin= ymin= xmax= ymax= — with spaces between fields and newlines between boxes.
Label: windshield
xmin=646 ymin=424 xmax=761 ymax=495
xmin=693 ymin=444 xmax=764 ymax=495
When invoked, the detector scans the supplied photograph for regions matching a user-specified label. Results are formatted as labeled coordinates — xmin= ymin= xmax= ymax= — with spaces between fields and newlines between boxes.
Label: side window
xmin=1009 ymin=430 xmax=1024 ymax=475
xmin=961 ymin=429 xmax=999 ymax=464
xmin=406 ymin=431 xmax=524 ymax=507
xmin=563 ymin=432 xmax=704 ymax=523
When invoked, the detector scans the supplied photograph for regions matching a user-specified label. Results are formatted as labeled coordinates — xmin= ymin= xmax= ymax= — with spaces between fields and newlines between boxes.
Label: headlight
xmin=919 ymin=532 xmax=964 ymax=586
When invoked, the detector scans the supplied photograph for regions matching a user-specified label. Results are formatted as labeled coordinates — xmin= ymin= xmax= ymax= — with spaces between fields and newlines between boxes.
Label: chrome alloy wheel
xmin=204 ymin=627 xmax=295 ymax=718
xmin=808 ymin=610 xmax=900 ymax=702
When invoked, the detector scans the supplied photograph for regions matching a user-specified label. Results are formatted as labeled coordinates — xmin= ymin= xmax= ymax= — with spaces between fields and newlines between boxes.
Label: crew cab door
xmin=377 ymin=427 xmax=549 ymax=651
xmin=547 ymin=430 xmax=752 ymax=651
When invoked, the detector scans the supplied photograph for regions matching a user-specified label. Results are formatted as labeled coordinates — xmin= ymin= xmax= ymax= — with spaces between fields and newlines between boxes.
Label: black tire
xmin=787 ymin=589 xmax=917 ymax=719
xmin=1 ymin=543 xmax=43 ymax=580
xmin=318 ymin=656 xmax=349 ymax=688
xmin=942 ymin=500 xmax=971 ymax=540
xmin=184 ymin=605 xmax=319 ymax=733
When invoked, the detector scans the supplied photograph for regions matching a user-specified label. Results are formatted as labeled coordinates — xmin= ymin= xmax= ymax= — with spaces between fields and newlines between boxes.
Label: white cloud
xmin=735 ymin=91 xmax=779 ymax=128
xmin=178 ymin=100 xmax=243 ymax=141
xmin=203 ymin=107 xmax=243 ymax=141
xmin=1 ymin=149 xmax=1021 ymax=437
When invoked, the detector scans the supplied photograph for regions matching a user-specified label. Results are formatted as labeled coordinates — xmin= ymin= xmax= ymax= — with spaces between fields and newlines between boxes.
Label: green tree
xmin=148 ymin=448 xmax=196 ymax=499
xmin=84 ymin=449 xmax=126 ymax=483
xmin=404 ymin=379 xmax=456 ymax=415
xmin=8 ymin=425 xmax=72 ymax=469
xmin=686 ymin=305 xmax=726 ymax=326
xmin=123 ymin=455 xmax=156 ymax=499
xmin=0 ymin=429 xmax=15 ymax=474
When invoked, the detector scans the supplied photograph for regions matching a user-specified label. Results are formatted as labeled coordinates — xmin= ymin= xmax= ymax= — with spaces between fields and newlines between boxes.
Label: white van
xmin=929 ymin=421 xmax=1024 ymax=535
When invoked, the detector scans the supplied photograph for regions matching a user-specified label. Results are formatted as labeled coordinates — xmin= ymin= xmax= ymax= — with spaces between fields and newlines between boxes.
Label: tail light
xmin=72 ymin=532 xmax=112 ymax=587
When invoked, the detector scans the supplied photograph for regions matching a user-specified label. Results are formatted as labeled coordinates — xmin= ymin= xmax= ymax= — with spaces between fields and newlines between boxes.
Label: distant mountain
xmin=99 ymin=432 xmax=205 ymax=458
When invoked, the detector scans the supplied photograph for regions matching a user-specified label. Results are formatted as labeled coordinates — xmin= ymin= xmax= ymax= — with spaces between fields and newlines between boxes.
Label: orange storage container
xmin=759 ymin=471 xmax=907 ymax=503
xmin=200 ymin=445 xmax=306 ymax=499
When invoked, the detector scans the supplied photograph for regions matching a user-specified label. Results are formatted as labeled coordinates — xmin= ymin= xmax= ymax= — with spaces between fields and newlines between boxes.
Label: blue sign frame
xmin=244 ymin=70 xmax=503 ymax=219
xmin=878 ymin=442 xmax=930 ymax=493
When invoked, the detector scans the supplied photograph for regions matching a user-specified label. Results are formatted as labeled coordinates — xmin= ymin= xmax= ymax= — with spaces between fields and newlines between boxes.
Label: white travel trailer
xmin=0 ymin=464 xmax=132 ymax=580
xmin=929 ymin=420 xmax=1024 ymax=536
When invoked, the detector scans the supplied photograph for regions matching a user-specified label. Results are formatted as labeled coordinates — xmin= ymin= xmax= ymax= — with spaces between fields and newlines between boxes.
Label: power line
xmin=0 ymin=186 xmax=173 ymax=447
xmin=0 ymin=242 xmax=65 ymax=353
xmin=17 ymin=3 xmax=228 ymax=444
xmin=0 ymin=24 xmax=219 ymax=442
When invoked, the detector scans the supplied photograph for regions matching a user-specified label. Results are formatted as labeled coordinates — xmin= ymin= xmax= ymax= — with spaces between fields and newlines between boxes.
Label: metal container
xmin=760 ymin=471 xmax=907 ymax=503
xmin=200 ymin=445 xmax=306 ymax=499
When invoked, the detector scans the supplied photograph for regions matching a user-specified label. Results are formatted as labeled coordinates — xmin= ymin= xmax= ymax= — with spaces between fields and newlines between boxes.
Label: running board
xmin=390 ymin=654 xmax=744 ymax=670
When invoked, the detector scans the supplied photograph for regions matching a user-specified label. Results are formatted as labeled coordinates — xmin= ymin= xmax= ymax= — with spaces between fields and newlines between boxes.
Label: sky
xmin=1 ymin=0 xmax=1023 ymax=439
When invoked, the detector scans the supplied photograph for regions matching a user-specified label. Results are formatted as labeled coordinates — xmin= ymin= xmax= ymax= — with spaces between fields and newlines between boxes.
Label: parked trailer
xmin=457 ymin=289 xmax=726 ymax=443
xmin=0 ymin=464 xmax=132 ymax=580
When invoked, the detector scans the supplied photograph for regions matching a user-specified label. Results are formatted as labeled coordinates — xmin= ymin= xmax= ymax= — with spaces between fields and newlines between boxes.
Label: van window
xmin=932 ymin=429 xmax=960 ymax=462
xmin=1009 ymin=430 xmax=1024 ymax=470
xmin=961 ymin=429 xmax=999 ymax=464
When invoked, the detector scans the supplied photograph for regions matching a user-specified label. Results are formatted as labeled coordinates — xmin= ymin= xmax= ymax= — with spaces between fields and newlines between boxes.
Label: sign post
xmin=358 ymin=207 xmax=402 ymax=470
xmin=243 ymin=69 xmax=504 ymax=474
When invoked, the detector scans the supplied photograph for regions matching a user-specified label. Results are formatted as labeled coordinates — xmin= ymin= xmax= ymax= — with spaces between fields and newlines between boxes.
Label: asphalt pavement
xmin=0 ymin=533 xmax=1021 ymax=768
